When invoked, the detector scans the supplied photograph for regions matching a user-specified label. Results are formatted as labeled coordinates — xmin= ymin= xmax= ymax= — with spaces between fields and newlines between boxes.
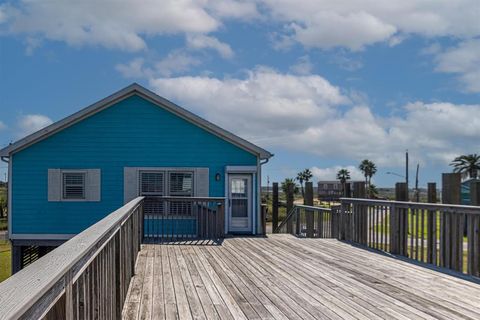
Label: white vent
xmin=63 ymin=172 xmax=86 ymax=199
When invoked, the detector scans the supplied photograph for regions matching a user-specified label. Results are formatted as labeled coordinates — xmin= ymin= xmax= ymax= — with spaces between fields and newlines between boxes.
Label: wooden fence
xmin=338 ymin=198 xmax=480 ymax=277
xmin=276 ymin=197 xmax=480 ymax=278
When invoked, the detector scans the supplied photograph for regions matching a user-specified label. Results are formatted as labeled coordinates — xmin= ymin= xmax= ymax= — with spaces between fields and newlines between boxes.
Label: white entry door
xmin=228 ymin=174 xmax=252 ymax=232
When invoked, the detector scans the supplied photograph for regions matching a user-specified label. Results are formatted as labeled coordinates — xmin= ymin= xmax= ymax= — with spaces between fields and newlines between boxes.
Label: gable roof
xmin=0 ymin=83 xmax=273 ymax=159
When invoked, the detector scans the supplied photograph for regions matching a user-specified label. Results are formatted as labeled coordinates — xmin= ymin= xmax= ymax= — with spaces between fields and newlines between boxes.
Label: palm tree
xmin=359 ymin=159 xmax=370 ymax=187
xmin=296 ymin=169 xmax=313 ymax=198
xmin=336 ymin=169 xmax=351 ymax=196
xmin=368 ymin=184 xmax=379 ymax=198
xmin=367 ymin=162 xmax=377 ymax=187
xmin=450 ymin=154 xmax=480 ymax=179
xmin=359 ymin=159 xmax=377 ymax=197
xmin=281 ymin=178 xmax=299 ymax=196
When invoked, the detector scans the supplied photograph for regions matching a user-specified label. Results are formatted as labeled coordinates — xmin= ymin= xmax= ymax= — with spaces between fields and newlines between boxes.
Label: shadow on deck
xmin=122 ymin=234 xmax=480 ymax=320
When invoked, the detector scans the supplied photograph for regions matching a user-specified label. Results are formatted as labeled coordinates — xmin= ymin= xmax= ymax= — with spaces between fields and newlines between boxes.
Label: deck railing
xmin=275 ymin=204 xmax=337 ymax=238
xmin=338 ymin=198 xmax=480 ymax=277
xmin=0 ymin=196 xmax=225 ymax=319
xmin=0 ymin=197 xmax=143 ymax=320
xmin=143 ymin=196 xmax=225 ymax=242
xmin=275 ymin=198 xmax=480 ymax=277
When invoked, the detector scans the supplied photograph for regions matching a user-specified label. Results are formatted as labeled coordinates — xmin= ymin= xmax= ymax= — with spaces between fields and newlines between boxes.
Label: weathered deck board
xmin=122 ymin=235 xmax=480 ymax=320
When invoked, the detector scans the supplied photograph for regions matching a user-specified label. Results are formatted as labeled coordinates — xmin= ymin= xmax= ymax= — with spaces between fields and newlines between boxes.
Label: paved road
xmin=0 ymin=230 xmax=7 ymax=241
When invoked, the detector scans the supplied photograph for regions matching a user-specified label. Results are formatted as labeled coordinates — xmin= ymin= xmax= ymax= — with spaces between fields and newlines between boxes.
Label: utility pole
xmin=406 ymin=150 xmax=409 ymax=200
xmin=267 ymin=175 xmax=270 ymax=200
xmin=415 ymin=163 xmax=419 ymax=202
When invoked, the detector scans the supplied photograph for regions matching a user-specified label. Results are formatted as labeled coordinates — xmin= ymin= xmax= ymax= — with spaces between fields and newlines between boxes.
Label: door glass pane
xmin=231 ymin=178 xmax=248 ymax=217
xmin=231 ymin=178 xmax=248 ymax=198
xmin=232 ymin=199 xmax=248 ymax=217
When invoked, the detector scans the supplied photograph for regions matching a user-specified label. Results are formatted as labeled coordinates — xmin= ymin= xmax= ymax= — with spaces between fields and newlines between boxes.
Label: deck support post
xmin=286 ymin=183 xmax=294 ymax=234
xmin=305 ymin=182 xmax=314 ymax=238
xmin=427 ymin=183 xmax=437 ymax=264
xmin=441 ymin=173 xmax=461 ymax=270
xmin=392 ymin=182 xmax=408 ymax=255
xmin=272 ymin=183 xmax=279 ymax=233
xmin=469 ymin=181 xmax=480 ymax=276
xmin=353 ymin=182 xmax=366 ymax=244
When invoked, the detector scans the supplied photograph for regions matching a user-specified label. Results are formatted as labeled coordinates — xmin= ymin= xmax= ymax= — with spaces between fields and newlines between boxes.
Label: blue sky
xmin=0 ymin=0 xmax=479 ymax=187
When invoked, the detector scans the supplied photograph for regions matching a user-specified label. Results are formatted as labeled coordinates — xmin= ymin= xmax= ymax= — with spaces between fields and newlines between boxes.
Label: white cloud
xmin=116 ymin=51 xmax=201 ymax=78
xmin=1 ymin=0 xmax=256 ymax=51
xmin=433 ymin=39 xmax=480 ymax=93
xmin=311 ymin=165 xmax=364 ymax=181
xmin=0 ymin=121 xmax=6 ymax=130
xmin=262 ymin=0 xmax=480 ymax=50
xmin=115 ymin=58 xmax=151 ymax=79
xmin=17 ymin=114 xmax=53 ymax=137
xmin=155 ymin=51 xmax=201 ymax=77
xmin=186 ymin=34 xmax=234 ymax=59
xmin=148 ymin=67 xmax=480 ymax=166
xmin=289 ymin=55 xmax=313 ymax=75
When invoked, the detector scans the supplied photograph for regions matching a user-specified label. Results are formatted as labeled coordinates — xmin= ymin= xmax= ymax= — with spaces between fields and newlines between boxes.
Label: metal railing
xmin=339 ymin=198 xmax=480 ymax=277
xmin=275 ymin=204 xmax=337 ymax=238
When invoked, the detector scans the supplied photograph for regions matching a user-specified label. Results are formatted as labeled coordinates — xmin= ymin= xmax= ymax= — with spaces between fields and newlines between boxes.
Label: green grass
xmin=0 ymin=240 xmax=11 ymax=283
xmin=373 ymin=209 xmax=467 ymax=241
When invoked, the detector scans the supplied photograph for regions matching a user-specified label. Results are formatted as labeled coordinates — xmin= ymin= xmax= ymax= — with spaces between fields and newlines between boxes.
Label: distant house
xmin=317 ymin=180 xmax=363 ymax=201
xmin=0 ymin=83 xmax=272 ymax=272
xmin=461 ymin=178 xmax=480 ymax=205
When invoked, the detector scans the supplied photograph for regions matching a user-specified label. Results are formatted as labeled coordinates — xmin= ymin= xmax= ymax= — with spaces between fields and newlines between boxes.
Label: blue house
xmin=0 ymin=84 xmax=272 ymax=272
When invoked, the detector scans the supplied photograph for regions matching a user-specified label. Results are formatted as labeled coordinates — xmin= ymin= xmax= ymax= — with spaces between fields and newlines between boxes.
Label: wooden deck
xmin=122 ymin=234 xmax=480 ymax=320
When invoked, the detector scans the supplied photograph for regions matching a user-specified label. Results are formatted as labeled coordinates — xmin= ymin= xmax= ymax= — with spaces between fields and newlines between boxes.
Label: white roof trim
xmin=0 ymin=83 xmax=273 ymax=159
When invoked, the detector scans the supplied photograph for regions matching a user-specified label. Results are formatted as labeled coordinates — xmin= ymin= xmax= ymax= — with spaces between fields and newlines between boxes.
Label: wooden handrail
xmin=0 ymin=197 xmax=144 ymax=319
xmin=341 ymin=198 xmax=480 ymax=214
xmin=338 ymin=198 xmax=480 ymax=277
xmin=275 ymin=204 xmax=334 ymax=237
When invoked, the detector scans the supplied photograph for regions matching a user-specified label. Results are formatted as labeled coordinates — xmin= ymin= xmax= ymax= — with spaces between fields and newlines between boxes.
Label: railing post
xmin=286 ymin=183 xmax=294 ymax=234
xmin=215 ymin=202 xmax=224 ymax=239
xmin=393 ymin=182 xmax=407 ymax=255
xmin=305 ymin=182 xmax=314 ymax=238
xmin=442 ymin=173 xmax=461 ymax=270
xmin=261 ymin=204 xmax=267 ymax=236
xmin=427 ymin=183 xmax=437 ymax=264
xmin=353 ymin=182 xmax=366 ymax=244
xmin=272 ymin=183 xmax=279 ymax=233
xmin=64 ymin=270 xmax=74 ymax=320
xmin=469 ymin=181 xmax=480 ymax=276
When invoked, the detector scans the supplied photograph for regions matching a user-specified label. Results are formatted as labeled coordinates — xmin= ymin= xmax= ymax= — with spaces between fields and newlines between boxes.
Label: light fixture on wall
xmin=215 ymin=173 xmax=221 ymax=181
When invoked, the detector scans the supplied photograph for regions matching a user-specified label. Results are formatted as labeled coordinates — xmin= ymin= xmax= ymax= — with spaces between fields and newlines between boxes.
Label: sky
xmin=0 ymin=0 xmax=479 ymax=187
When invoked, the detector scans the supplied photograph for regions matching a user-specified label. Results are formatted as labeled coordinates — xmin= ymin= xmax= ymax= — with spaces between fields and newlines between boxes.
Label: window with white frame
xmin=63 ymin=172 xmax=86 ymax=200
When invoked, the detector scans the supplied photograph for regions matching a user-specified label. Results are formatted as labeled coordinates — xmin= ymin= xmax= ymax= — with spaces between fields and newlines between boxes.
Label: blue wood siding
xmin=11 ymin=95 xmax=257 ymax=235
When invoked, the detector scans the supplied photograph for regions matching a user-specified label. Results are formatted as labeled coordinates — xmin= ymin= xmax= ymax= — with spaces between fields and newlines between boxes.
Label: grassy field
xmin=0 ymin=240 xmax=11 ymax=283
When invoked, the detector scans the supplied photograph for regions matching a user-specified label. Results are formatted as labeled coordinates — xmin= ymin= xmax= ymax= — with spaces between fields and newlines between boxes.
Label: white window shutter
xmin=124 ymin=167 xmax=139 ymax=204
xmin=194 ymin=168 xmax=209 ymax=197
xmin=48 ymin=169 xmax=61 ymax=201
xmin=85 ymin=169 xmax=101 ymax=201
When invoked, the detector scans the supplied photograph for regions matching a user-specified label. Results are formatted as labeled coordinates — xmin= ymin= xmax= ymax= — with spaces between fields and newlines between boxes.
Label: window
xmin=140 ymin=172 xmax=164 ymax=195
xmin=63 ymin=172 xmax=86 ymax=199
xmin=140 ymin=170 xmax=195 ymax=216
xmin=169 ymin=172 xmax=193 ymax=196
xmin=169 ymin=172 xmax=193 ymax=215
